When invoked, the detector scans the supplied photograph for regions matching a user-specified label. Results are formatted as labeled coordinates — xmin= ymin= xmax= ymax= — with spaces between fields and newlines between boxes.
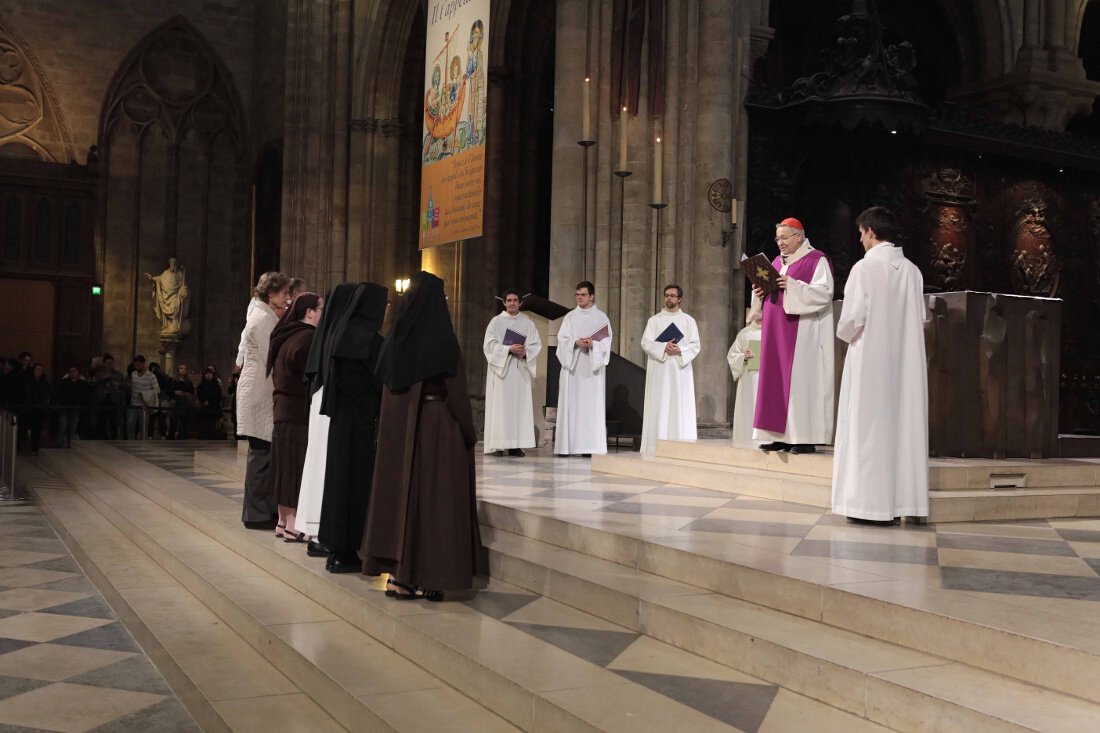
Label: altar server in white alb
xmin=832 ymin=207 xmax=929 ymax=523
xmin=555 ymin=281 xmax=612 ymax=456
xmin=483 ymin=289 xmax=543 ymax=456
xmin=751 ymin=217 xmax=835 ymax=454
xmin=727 ymin=313 xmax=763 ymax=448
xmin=639 ymin=284 xmax=700 ymax=454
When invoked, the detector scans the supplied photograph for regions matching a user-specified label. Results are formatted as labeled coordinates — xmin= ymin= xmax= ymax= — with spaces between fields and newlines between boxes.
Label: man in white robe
xmin=832 ymin=207 xmax=929 ymax=522
xmin=483 ymin=289 xmax=543 ymax=456
xmin=639 ymin=284 xmax=700 ymax=453
xmin=727 ymin=314 xmax=763 ymax=448
xmin=555 ymin=281 xmax=612 ymax=456
xmin=750 ymin=217 xmax=835 ymax=454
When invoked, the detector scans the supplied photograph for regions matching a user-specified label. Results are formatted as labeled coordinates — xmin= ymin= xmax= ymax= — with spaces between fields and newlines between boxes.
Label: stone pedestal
xmin=924 ymin=291 xmax=1061 ymax=459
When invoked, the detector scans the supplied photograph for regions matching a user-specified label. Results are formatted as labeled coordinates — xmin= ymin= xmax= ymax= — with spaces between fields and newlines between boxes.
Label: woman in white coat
xmin=237 ymin=271 xmax=291 ymax=527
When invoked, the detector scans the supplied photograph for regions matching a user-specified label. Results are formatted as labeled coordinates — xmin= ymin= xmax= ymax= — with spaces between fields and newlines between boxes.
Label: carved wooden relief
xmin=1009 ymin=196 xmax=1060 ymax=297
xmin=0 ymin=14 xmax=74 ymax=161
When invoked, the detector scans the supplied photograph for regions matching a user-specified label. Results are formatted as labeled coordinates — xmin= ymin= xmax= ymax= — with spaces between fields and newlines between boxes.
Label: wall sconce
xmin=394 ymin=277 xmax=410 ymax=295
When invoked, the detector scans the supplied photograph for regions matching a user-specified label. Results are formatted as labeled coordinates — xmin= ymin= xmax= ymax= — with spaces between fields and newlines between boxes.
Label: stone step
xmin=655 ymin=439 xmax=1100 ymax=492
xmin=592 ymin=452 xmax=1100 ymax=522
xmin=39 ymin=450 xmax=518 ymax=733
xmin=476 ymin=499 xmax=1100 ymax=708
xmin=66 ymin=443 xmax=888 ymax=732
xmin=29 ymin=460 xmax=345 ymax=733
xmin=591 ymin=452 xmax=830 ymax=506
xmin=483 ymin=525 xmax=1100 ymax=733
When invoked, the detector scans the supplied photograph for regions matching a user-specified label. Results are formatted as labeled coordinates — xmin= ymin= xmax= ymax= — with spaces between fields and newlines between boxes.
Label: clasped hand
xmin=576 ymin=337 xmax=593 ymax=351
xmin=508 ymin=344 xmax=526 ymax=358
xmin=664 ymin=340 xmax=681 ymax=356
xmin=752 ymin=275 xmax=788 ymax=300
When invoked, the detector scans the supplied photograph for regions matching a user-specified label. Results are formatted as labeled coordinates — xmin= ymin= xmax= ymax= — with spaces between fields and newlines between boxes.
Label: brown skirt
xmin=270 ymin=421 xmax=308 ymax=508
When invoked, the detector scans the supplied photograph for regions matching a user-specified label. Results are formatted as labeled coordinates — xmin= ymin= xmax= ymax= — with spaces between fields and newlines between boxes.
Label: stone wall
xmin=0 ymin=0 xmax=256 ymax=160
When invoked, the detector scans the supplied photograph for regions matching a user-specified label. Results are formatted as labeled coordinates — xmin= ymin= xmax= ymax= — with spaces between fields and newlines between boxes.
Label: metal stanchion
xmin=0 ymin=409 xmax=17 ymax=501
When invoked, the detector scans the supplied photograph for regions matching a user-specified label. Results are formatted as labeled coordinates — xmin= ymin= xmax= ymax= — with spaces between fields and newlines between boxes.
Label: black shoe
xmin=243 ymin=519 xmax=278 ymax=530
xmin=325 ymin=553 xmax=362 ymax=574
xmin=580 ymin=453 xmax=591 ymax=458
xmin=790 ymin=444 xmax=816 ymax=454
xmin=492 ymin=450 xmax=505 ymax=457
xmin=846 ymin=517 xmax=896 ymax=526
xmin=507 ymin=448 xmax=526 ymax=457
xmin=759 ymin=442 xmax=789 ymax=452
xmin=307 ymin=539 xmax=332 ymax=557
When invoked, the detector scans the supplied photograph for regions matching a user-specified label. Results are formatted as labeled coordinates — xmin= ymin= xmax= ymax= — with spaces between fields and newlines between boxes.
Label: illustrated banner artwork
xmin=419 ymin=0 xmax=490 ymax=249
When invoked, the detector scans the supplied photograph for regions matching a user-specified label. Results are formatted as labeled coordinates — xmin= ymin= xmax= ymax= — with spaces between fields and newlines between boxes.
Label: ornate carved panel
xmin=1009 ymin=196 xmax=1060 ymax=297
xmin=0 ymin=14 xmax=74 ymax=162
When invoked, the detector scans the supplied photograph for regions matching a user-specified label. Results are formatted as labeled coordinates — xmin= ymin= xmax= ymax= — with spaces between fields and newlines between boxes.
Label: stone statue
xmin=145 ymin=257 xmax=191 ymax=339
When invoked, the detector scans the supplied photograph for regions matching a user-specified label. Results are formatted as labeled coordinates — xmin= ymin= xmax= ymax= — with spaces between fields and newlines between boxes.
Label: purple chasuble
xmin=753 ymin=249 xmax=829 ymax=433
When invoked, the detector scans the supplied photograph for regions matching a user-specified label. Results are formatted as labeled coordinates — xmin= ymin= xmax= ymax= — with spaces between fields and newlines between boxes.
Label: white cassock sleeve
xmin=556 ymin=316 xmax=580 ymax=371
xmin=727 ymin=327 xmax=755 ymax=381
xmin=836 ymin=264 xmax=868 ymax=344
xmin=590 ymin=321 xmax=613 ymax=373
xmin=483 ymin=319 xmax=512 ymax=379
xmin=783 ymin=258 xmax=834 ymax=315
xmin=673 ymin=317 xmax=701 ymax=369
xmin=640 ymin=318 xmax=667 ymax=363
xmin=522 ymin=321 xmax=542 ymax=376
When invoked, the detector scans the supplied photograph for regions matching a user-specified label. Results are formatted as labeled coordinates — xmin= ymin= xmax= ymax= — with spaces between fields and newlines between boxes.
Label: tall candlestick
xmin=618 ymin=107 xmax=628 ymax=172
xmin=582 ymin=78 xmax=591 ymax=142
xmin=652 ymin=137 xmax=662 ymax=204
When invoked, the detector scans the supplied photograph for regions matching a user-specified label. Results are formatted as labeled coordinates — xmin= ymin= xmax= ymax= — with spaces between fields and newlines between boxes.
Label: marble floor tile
xmin=937 ymin=532 xmax=1076 ymax=557
xmin=212 ymin=692 xmax=346 ymax=733
xmin=683 ymin=518 xmax=815 ymax=538
xmin=0 ymin=588 xmax=91 ymax=613
xmin=704 ymin=507 xmax=823 ymax=526
xmin=938 ymin=548 xmax=1098 ymax=577
xmin=0 ymin=568 xmax=77 ymax=589
xmin=0 ymin=682 xmax=165 ymax=733
xmin=939 ymin=566 xmax=1100 ymax=601
xmin=86 ymin=697 xmax=199 ymax=732
xmin=0 ymin=643 xmax=134 ymax=682
xmin=793 ymin=539 xmax=939 ymax=565
xmin=0 ymin=613 xmax=112 ymax=643
xmin=360 ymin=686 xmax=521 ymax=732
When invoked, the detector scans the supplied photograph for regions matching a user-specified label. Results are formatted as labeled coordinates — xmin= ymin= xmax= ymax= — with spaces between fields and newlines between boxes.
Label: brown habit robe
xmin=360 ymin=367 xmax=481 ymax=591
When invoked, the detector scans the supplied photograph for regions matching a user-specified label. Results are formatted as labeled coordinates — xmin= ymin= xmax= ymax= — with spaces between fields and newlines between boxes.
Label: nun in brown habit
xmin=360 ymin=271 xmax=481 ymax=601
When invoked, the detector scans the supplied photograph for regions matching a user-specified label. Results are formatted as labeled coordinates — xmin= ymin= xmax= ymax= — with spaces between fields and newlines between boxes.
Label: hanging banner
xmin=419 ymin=0 xmax=490 ymax=249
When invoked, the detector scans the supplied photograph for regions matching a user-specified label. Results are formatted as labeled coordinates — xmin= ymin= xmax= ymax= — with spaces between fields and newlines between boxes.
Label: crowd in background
xmin=0 ymin=349 xmax=240 ymax=455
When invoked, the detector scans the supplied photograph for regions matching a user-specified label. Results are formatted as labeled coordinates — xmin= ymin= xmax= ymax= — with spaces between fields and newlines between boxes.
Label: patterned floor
xmin=472 ymin=450 xmax=1100 ymax=623
xmin=104 ymin=440 xmax=883 ymax=732
xmin=0 ymin=487 xmax=197 ymax=732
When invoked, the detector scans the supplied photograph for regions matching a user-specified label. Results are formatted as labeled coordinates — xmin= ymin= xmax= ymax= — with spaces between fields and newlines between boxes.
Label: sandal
xmin=387 ymin=579 xmax=418 ymax=600
xmin=421 ymin=589 xmax=444 ymax=602
xmin=283 ymin=531 xmax=307 ymax=543
xmin=275 ymin=523 xmax=287 ymax=538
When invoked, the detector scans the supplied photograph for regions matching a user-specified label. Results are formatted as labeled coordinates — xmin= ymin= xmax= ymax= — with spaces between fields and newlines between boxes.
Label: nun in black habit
xmin=360 ymin=271 xmax=480 ymax=600
xmin=295 ymin=282 xmax=360 ymax=556
xmin=317 ymin=283 xmax=389 ymax=572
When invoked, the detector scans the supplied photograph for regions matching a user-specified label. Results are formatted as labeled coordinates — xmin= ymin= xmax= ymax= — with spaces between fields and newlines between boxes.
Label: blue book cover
xmin=502 ymin=328 xmax=527 ymax=346
xmin=656 ymin=323 xmax=684 ymax=343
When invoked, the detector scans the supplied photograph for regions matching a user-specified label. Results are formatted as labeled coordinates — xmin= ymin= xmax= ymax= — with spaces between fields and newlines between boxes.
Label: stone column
xmin=281 ymin=0 xmax=353 ymax=292
xmin=548 ymin=0 xmax=588 ymax=306
xmin=688 ymin=0 xmax=736 ymax=426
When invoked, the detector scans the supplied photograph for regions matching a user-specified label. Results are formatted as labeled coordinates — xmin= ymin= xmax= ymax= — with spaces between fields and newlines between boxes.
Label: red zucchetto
xmin=777 ymin=217 xmax=804 ymax=231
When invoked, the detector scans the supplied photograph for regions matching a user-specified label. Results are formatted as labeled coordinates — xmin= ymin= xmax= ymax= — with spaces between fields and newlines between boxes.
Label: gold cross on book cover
xmin=740 ymin=252 xmax=781 ymax=297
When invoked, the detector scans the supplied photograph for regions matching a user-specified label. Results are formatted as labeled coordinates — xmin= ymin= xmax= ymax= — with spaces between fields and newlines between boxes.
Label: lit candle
xmin=582 ymin=78 xmax=591 ymax=142
xmin=652 ymin=137 xmax=662 ymax=204
xmin=618 ymin=106 xmax=628 ymax=171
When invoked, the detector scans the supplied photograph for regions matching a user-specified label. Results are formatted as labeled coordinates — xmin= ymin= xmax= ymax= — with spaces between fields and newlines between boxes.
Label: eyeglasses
xmin=774 ymin=233 xmax=801 ymax=243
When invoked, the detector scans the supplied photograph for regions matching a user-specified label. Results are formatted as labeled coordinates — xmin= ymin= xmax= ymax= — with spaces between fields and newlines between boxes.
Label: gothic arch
xmin=97 ymin=15 xmax=249 ymax=372
xmin=0 ymin=13 xmax=75 ymax=162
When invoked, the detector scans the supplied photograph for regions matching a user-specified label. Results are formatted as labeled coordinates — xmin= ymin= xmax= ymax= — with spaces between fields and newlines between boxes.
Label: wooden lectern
xmin=924 ymin=291 xmax=1061 ymax=459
